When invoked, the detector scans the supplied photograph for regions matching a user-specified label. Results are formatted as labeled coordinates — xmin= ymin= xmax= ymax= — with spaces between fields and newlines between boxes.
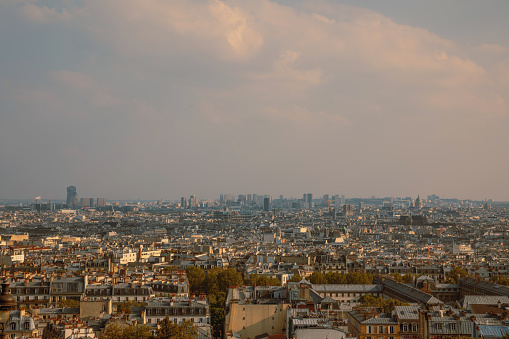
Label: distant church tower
xmin=415 ymin=195 xmax=423 ymax=209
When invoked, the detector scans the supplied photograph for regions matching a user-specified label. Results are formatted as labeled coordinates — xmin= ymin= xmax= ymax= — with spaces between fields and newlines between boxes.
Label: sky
xmin=1 ymin=0 xmax=509 ymax=201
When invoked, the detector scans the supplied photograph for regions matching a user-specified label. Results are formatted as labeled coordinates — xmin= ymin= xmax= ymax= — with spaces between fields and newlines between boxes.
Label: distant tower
xmin=66 ymin=186 xmax=77 ymax=207
xmin=306 ymin=193 xmax=313 ymax=209
xmin=415 ymin=195 xmax=423 ymax=209
xmin=263 ymin=197 xmax=271 ymax=212
xmin=181 ymin=197 xmax=186 ymax=209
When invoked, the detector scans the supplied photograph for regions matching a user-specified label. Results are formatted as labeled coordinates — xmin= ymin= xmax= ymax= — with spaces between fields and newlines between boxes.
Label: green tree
xmin=117 ymin=300 xmax=146 ymax=314
xmin=447 ymin=266 xmax=469 ymax=283
xmin=122 ymin=324 xmax=152 ymax=339
xmin=58 ymin=299 xmax=80 ymax=308
xmin=325 ymin=272 xmax=346 ymax=284
xmin=358 ymin=295 xmax=409 ymax=313
xmin=402 ymin=274 xmax=413 ymax=284
xmin=156 ymin=317 xmax=197 ymax=339
xmin=102 ymin=321 xmax=127 ymax=339
xmin=288 ymin=273 xmax=302 ymax=282
xmin=392 ymin=273 xmax=403 ymax=282
xmin=155 ymin=316 xmax=180 ymax=338
xmin=163 ymin=265 xmax=178 ymax=272
xmin=185 ymin=266 xmax=206 ymax=293
xmin=244 ymin=274 xmax=281 ymax=286
xmin=308 ymin=272 xmax=327 ymax=284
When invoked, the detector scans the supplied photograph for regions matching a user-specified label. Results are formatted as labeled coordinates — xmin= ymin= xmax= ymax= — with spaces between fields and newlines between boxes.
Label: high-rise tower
xmin=66 ymin=186 xmax=77 ymax=207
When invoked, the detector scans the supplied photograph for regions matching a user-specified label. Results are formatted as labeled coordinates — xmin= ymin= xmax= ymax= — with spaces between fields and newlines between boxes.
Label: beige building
xmin=225 ymin=302 xmax=290 ymax=339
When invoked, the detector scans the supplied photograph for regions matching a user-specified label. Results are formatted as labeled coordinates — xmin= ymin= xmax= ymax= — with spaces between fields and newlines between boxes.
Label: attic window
xmin=436 ymin=323 xmax=443 ymax=330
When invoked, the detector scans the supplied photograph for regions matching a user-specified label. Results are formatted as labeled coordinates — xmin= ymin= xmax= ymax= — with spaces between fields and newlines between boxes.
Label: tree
xmin=447 ymin=266 xmax=469 ymax=283
xmin=402 ymin=274 xmax=413 ymax=284
xmin=155 ymin=316 xmax=180 ymax=338
xmin=122 ymin=324 xmax=152 ymax=339
xmin=358 ymin=295 xmax=409 ymax=313
xmin=244 ymin=274 xmax=281 ymax=286
xmin=117 ymin=300 xmax=146 ymax=314
xmin=58 ymin=299 xmax=80 ymax=308
xmin=156 ymin=317 xmax=197 ymax=339
xmin=163 ymin=265 xmax=178 ymax=272
xmin=392 ymin=273 xmax=403 ymax=282
xmin=102 ymin=321 xmax=127 ymax=339
xmin=185 ymin=266 xmax=206 ymax=293
xmin=288 ymin=273 xmax=302 ymax=282
xmin=308 ymin=272 xmax=327 ymax=284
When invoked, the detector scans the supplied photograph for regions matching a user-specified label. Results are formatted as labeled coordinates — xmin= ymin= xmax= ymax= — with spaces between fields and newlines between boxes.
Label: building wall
xmin=226 ymin=303 xmax=289 ymax=339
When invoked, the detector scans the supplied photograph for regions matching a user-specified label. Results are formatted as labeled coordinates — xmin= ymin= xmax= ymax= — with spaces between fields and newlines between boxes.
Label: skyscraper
xmin=66 ymin=186 xmax=77 ymax=207
xmin=306 ymin=193 xmax=313 ymax=209
xmin=263 ymin=197 xmax=271 ymax=212
xmin=97 ymin=198 xmax=105 ymax=207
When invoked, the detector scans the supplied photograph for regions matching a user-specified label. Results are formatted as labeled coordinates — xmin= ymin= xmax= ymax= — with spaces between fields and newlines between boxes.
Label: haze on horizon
xmin=1 ymin=0 xmax=509 ymax=202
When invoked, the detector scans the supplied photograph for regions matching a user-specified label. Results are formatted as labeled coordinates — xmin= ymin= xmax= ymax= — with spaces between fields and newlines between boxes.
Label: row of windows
xmin=147 ymin=317 xmax=206 ymax=324
xmin=323 ymin=292 xmax=379 ymax=298
xmin=366 ymin=326 xmax=396 ymax=334
xmin=401 ymin=325 xmax=418 ymax=332
xmin=11 ymin=289 xmax=49 ymax=295
xmin=435 ymin=323 xmax=456 ymax=330
xmin=146 ymin=308 xmax=204 ymax=316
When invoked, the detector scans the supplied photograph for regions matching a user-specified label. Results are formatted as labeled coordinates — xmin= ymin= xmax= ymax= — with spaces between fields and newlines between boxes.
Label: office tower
xmin=80 ymin=198 xmax=93 ymax=208
xmin=358 ymin=202 xmax=364 ymax=211
xmin=189 ymin=195 xmax=198 ymax=208
xmin=66 ymin=186 xmax=77 ymax=206
xmin=333 ymin=194 xmax=340 ymax=208
xmin=343 ymin=204 xmax=353 ymax=216
xmin=97 ymin=198 xmax=105 ymax=207
xmin=247 ymin=194 xmax=253 ymax=204
xmin=303 ymin=194 xmax=306 ymax=202
xmin=306 ymin=193 xmax=313 ymax=209
xmin=323 ymin=194 xmax=329 ymax=204
xmin=279 ymin=195 xmax=284 ymax=201
xmin=263 ymin=197 xmax=271 ymax=212
xmin=181 ymin=197 xmax=186 ymax=209
xmin=341 ymin=195 xmax=345 ymax=205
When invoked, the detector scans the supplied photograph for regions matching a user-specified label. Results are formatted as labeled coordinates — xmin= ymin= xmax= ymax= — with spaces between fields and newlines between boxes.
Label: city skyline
xmin=1 ymin=1 xmax=509 ymax=200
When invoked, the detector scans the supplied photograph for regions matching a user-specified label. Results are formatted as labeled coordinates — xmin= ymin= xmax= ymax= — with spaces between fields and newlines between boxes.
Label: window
xmin=450 ymin=323 xmax=456 ymax=331
xmin=10 ymin=323 xmax=15 ymax=331
xmin=403 ymin=325 xmax=408 ymax=332
xmin=389 ymin=326 xmax=395 ymax=334
xmin=436 ymin=323 xmax=443 ymax=330
xmin=367 ymin=326 xmax=373 ymax=334
xmin=412 ymin=325 xmax=417 ymax=332
xmin=24 ymin=322 xmax=30 ymax=330
xmin=378 ymin=326 xmax=384 ymax=333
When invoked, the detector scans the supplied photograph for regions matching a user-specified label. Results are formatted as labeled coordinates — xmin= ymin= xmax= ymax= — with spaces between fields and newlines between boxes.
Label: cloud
xmin=20 ymin=3 xmax=73 ymax=23
xmin=2 ymin=0 xmax=509 ymax=199
xmin=51 ymin=71 xmax=95 ymax=90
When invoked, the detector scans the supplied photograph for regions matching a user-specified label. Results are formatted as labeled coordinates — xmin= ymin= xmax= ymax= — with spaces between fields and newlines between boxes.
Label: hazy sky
xmin=1 ymin=0 xmax=509 ymax=201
